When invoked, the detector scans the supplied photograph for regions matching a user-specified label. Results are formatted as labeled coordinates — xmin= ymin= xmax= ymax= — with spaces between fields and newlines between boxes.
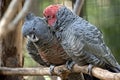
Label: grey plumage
xmin=22 ymin=13 xmax=70 ymax=66
xmin=26 ymin=40 xmax=50 ymax=66
xmin=22 ymin=13 xmax=84 ymax=80
xmin=52 ymin=6 xmax=120 ymax=73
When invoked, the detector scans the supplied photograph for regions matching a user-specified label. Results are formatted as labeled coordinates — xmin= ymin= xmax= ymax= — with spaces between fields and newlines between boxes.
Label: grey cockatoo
xmin=22 ymin=13 xmax=85 ymax=80
xmin=43 ymin=4 xmax=120 ymax=78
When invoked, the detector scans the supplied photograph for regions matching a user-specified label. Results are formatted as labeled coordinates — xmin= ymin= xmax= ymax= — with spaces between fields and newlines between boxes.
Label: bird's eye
xmin=46 ymin=16 xmax=50 ymax=19
xmin=46 ymin=16 xmax=54 ymax=19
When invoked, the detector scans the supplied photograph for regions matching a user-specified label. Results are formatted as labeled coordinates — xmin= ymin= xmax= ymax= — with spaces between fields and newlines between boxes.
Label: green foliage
xmin=24 ymin=50 xmax=38 ymax=67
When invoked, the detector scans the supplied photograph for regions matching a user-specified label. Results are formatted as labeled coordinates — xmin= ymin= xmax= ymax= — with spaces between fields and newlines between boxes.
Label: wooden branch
xmin=0 ymin=0 xmax=21 ymax=36
xmin=0 ymin=64 xmax=120 ymax=80
xmin=73 ymin=0 xmax=84 ymax=15
xmin=73 ymin=64 xmax=120 ymax=80
xmin=0 ymin=0 xmax=32 ymax=37
xmin=8 ymin=0 xmax=32 ymax=31
xmin=0 ymin=67 xmax=50 ymax=76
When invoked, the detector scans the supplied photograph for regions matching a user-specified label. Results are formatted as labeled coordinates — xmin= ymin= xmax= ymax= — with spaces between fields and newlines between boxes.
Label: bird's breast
xmin=37 ymin=38 xmax=70 ymax=65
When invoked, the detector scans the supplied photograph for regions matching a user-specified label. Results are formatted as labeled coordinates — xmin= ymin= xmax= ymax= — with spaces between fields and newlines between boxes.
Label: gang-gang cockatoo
xmin=22 ymin=13 xmax=85 ymax=80
xmin=43 ymin=4 xmax=120 ymax=79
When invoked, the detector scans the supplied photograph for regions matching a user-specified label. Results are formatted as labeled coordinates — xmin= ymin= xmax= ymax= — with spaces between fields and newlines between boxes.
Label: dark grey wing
xmin=71 ymin=19 xmax=120 ymax=71
xmin=82 ymin=23 xmax=120 ymax=68
xmin=26 ymin=40 xmax=50 ymax=67
xmin=61 ymin=25 xmax=104 ymax=67
xmin=62 ymin=20 xmax=120 ymax=70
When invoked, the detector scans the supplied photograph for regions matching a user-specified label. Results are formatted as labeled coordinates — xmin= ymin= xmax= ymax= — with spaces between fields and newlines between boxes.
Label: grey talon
xmin=66 ymin=61 xmax=75 ymax=71
xmin=49 ymin=65 xmax=55 ymax=75
xmin=88 ymin=64 xmax=94 ymax=76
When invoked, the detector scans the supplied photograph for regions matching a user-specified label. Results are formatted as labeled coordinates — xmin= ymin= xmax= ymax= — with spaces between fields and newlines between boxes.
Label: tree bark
xmin=73 ymin=0 xmax=84 ymax=15
xmin=0 ymin=0 xmax=23 ymax=80
xmin=0 ymin=64 xmax=120 ymax=80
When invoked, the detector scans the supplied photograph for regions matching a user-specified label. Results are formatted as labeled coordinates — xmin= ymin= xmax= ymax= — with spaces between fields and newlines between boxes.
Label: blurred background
xmin=23 ymin=0 xmax=120 ymax=80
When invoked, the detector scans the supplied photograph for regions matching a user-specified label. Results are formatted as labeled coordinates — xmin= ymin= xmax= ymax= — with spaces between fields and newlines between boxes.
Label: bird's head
xmin=43 ymin=4 xmax=62 ymax=27
xmin=43 ymin=4 xmax=76 ymax=31
xmin=22 ymin=13 xmax=53 ymax=43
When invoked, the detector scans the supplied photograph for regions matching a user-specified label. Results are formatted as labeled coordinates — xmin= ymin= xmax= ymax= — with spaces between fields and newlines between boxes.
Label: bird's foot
xmin=49 ymin=65 xmax=55 ymax=75
xmin=88 ymin=64 xmax=94 ymax=76
xmin=65 ymin=60 xmax=75 ymax=71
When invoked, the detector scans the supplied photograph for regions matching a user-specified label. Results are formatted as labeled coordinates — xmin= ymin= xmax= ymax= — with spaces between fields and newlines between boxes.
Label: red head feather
xmin=43 ymin=4 xmax=62 ymax=26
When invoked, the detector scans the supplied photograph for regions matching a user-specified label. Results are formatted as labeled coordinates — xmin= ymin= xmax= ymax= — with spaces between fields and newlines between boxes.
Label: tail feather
xmin=110 ymin=65 xmax=120 ymax=73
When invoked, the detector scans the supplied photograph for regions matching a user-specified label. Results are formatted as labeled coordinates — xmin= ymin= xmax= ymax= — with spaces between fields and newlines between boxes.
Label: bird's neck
xmin=53 ymin=6 xmax=78 ymax=32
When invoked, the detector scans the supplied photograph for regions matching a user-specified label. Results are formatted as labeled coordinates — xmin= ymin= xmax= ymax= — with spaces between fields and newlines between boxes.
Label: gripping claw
xmin=88 ymin=64 xmax=94 ymax=76
xmin=66 ymin=60 xmax=75 ymax=71
xmin=49 ymin=65 xmax=55 ymax=75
